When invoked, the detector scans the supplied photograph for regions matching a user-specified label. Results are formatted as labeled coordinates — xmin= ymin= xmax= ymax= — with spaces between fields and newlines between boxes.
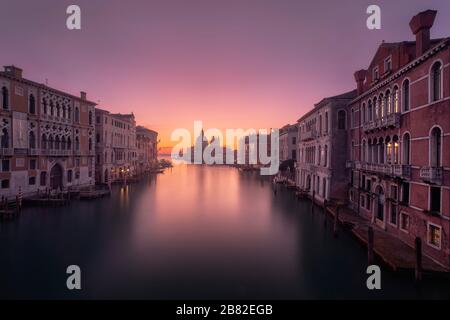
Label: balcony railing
xmin=29 ymin=148 xmax=41 ymax=156
xmin=0 ymin=148 xmax=14 ymax=156
xmin=363 ymin=112 xmax=401 ymax=132
xmin=40 ymin=149 xmax=73 ymax=156
xmin=420 ymin=166 xmax=443 ymax=184
xmin=300 ymin=130 xmax=318 ymax=141
xmin=360 ymin=163 xmax=410 ymax=178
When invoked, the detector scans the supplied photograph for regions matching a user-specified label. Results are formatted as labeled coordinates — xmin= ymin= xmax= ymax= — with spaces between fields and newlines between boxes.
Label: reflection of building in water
xmin=0 ymin=65 xmax=96 ymax=198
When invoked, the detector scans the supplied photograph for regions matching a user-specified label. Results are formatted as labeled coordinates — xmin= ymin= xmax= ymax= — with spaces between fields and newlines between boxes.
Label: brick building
xmin=0 ymin=66 xmax=96 ymax=198
xmin=296 ymin=90 xmax=356 ymax=203
xmin=346 ymin=10 xmax=450 ymax=268
xmin=95 ymin=109 xmax=137 ymax=183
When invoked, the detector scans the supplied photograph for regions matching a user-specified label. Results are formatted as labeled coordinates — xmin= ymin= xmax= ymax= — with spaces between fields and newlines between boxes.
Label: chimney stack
xmin=354 ymin=69 xmax=367 ymax=96
xmin=4 ymin=65 xmax=23 ymax=79
xmin=80 ymin=91 xmax=87 ymax=100
xmin=409 ymin=10 xmax=437 ymax=57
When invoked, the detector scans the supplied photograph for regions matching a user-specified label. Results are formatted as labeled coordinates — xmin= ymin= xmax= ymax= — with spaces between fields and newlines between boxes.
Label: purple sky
xmin=1 ymin=0 xmax=449 ymax=147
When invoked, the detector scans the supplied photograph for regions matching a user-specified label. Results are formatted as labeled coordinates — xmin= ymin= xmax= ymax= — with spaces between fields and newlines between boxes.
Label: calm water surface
xmin=1 ymin=165 xmax=450 ymax=299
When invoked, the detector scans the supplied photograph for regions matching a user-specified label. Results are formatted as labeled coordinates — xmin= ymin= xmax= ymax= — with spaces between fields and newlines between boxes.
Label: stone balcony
xmin=419 ymin=166 xmax=443 ymax=184
xmin=300 ymin=129 xmax=318 ymax=142
xmin=41 ymin=149 xmax=73 ymax=156
xmin=29 ymin=148 xmax=41 ymax=156
xmin=363 ymin=113 xmax=401 ymax=133
xmin=360 ymin=163 xmax=411 ymax=179
xmin=0 ymin=148 xmax=14 ymax=156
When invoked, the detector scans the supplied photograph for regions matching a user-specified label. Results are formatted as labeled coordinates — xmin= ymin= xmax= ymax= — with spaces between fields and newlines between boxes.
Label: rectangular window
xmin=1 ymin=159 xmax=10 ymax=172
xmin=366 ymin=194 xmax=371 ymax=210
xmin=400 ymin=213 xmax=409 ymax=232
xmin=401 ymin=182 xmax=410 ymax=205
xmin=428 ymin=223 xmax=441 ymax=249
xmin=29 ymin=176 xmax=36 ymax=185
xmin=384 ymin=57 xmax=392 ymax=73
xmin=430 ymin=186 xmax=441 ymax=214
xmin=1 ymin=179 xmax=10 ymax=189
xmin=373 ymin=66 xmax=379 ymax=81
xmin=29 ymin=159 xmax=37 ymax=170
xmin=390 ymin=185 xmax=398 ymax=201
xmin=390 ymin=203 xmax=397 ymax=225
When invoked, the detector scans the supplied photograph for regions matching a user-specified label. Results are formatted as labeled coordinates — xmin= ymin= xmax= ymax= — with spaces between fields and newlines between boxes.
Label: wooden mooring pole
xmin=415 ymin=237 xmax=422 ymax=282
xmin=333 ymin=206 xmax=339 ymax=237
xmin=368 ymin=226 xmax=374 ymax=265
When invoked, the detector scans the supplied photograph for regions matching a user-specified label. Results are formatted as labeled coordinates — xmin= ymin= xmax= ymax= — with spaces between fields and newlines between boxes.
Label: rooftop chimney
xmin=80 ymin=91 xmax=87 ymax=100
xmin=4 ymin=65 xmax=23 ymax=79
xmin=354 ymin=69 xmax=367 ymax=96
xmin=409 ymin=10 xmax=437 ymax=57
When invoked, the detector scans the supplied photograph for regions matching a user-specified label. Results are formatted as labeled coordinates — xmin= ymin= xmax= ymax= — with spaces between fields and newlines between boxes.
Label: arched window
xmin=386 ymin=136 xmax=392 ymax=164
xmin=393 ymin=135 xmax=399 ymax=164
xmin=385 ymin=90 xmax=391 ymax=114
xmin=55 ymin=136 xmax=60 ymax=150
xmin=56 ymin=104 xmax=61 ymax=118
xmin=29 ymin=94 xmax=36 ymax=114
xmin=361 ymin=103 xmax=366 ymax=124
xmin=324 ymin=112 xmax=328 ymax=133
xmin=402 ymin=79 xmax=410 ymax=111
xmin=318 ymin=145 xmax=322 ymax=165
xmin=324 ymin=145 xmax=328 ymax=167
xmin=402 ymin=133 xmax=410 ymax=165
xmin=337 ymin=110 xmax=346 ymax=130
xmin=43 ymin=98 xmax=48 ymax=114
xmin=379 ymin=138 xmax=385 ymax=164
xmin=75 ymin=107 xmax=80 ymax=123
xmin=48 ymin=135 xmax=54 ymax=150
xmin=50 ymin=101 xmax=54 ymax=116
xmin=67 ymin=137 xmax=72 ymax=150
xmin=431 ymin=61 xmax=442 ymax=102
xmin=41 ymin=134 xmax=47 ymax=150
xmin=89 ymin=138 xmax=92 ymax=151
xmin=68 ymin=107 xmax=71 ymax=119
xmin=29 ymin=131 xmax=36 ymax=149
xmin=1 ymin=128 xmax=9 ymax=148
xmin=61 ymin=136 xmax=66 ymax=150
xmin=374 ymin=97 xmax=379 ymax=119
xmin=75 ymin=137 xmax=80 ymax=150
xmin=430 ymin=127 xmax=442 ymax=167
xmin=393 ymin=86 xmax=399 ymax=113
xmin=1 ymin=86 xmax=9 ymax=109
xmin=368 ymin=100 xmax=373 ymax=121
xmin=89 ymin=111 xmax=93 ymax=125
xmin=379 ymin=94 xmax=385 ymax=118
xmin=361 ymin=140 xmax=366 ymax=163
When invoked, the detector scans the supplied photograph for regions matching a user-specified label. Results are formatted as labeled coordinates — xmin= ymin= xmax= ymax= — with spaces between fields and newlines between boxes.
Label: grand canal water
xmin=1 ymin=164 xmax=450 ymax=299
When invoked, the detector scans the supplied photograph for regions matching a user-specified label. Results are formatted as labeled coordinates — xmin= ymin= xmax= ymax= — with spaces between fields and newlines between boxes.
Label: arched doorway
xmin=50 ymin=163 xmax=63 ymax=190
xmin=375 ymin=186 xmax=385 ymax=222
xmin=104 ymin=169 xmax=109 ymax=183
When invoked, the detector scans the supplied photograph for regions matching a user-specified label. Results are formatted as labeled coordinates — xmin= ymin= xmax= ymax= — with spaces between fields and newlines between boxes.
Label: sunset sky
xmin=1 ymin=0 xmax=450 ymax=151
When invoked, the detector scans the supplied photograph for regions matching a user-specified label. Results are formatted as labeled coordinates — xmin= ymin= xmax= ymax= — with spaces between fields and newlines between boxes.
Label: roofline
xmin=0 ymin=71 xmax=97 ymax=105
xmin=350 ymin=37 xmax=450 ymax=104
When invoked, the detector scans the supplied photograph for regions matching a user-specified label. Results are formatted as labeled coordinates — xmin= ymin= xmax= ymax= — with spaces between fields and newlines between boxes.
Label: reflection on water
xmin=1 ymin=164 xmax=450 ymax=299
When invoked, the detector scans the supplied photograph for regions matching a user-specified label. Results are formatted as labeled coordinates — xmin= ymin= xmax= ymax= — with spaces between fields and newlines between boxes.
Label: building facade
xmin=136 ymin=125 xmax=158 ymax=174
xmin=347 ymin=10 xmax=450 ymax=268
xmin=0 ymin=66 xmax=96 ymax=198
xmin=279 ymin=124 xmax=298 ymax=162
xmin=95 ymin=109 xmax=137 ymax=183
xmin=296 ymin=90 xmax=356 ymax=204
